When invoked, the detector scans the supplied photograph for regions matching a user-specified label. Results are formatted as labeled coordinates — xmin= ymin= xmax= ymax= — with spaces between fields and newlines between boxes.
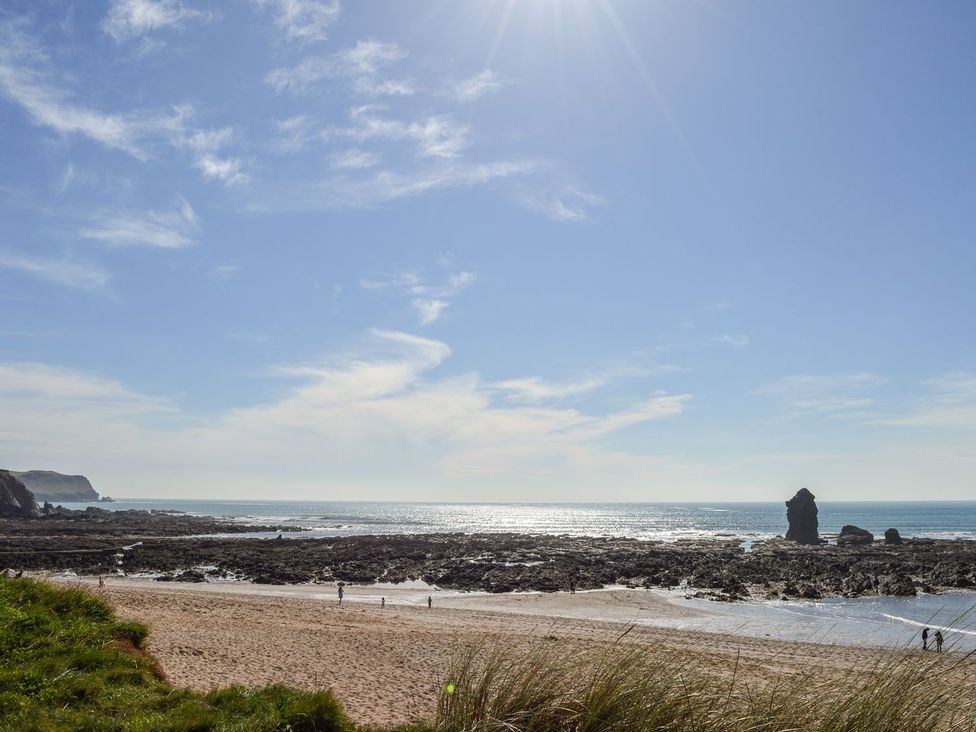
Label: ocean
xmin=63 ymin=498 xmax=976 ymax=542
xmin=59 ymin=498 xmax=976 ymax=650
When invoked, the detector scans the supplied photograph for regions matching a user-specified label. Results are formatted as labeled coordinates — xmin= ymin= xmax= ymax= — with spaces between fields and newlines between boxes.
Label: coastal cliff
xmin=12 ymin=470 xmax=99 ymax=502
xmin=0 ymin=471 xmax=41 ymax=517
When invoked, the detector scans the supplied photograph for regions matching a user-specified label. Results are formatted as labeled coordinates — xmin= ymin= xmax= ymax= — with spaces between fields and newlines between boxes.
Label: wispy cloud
xmin=256 ymin=0 xmax=341 ymax=43
xmin=0 ymin=20 xmax=179 ymax=159
xmin=759 ymin=373 xmax=886 ymax=417
xmin=249 ymin=159 xmax=537 ymax=212
xmin=102 ymin=0 xmax=211 ymax=42
xmin=330 ymin=148 xmax=380 ymax=170
xmin=0 ymin=250 xmax=110 ymax=293
xmin=0 ymin=331 xmax=692 ymax=496
xmin=80 ymin=196 xmax=199 ymax=248
xmin=493 ymin=376 xmax=609 ymax=403
xmin=875 ymin=373 xmax=976 ymax=431
xmin=519 ymin=185 xmax=606 ymax=222
xmin=360 ymin=268 xmax=476 ymax=325
xmin=326 ymin=106 xmax=469 ymax=158
xmin=455 ymin=70 xmax=503 ymax=102
xmin=266 ymin=39 xmax=411 ymax=96
xmin=715 ymin=333 xmax=750 ymax=349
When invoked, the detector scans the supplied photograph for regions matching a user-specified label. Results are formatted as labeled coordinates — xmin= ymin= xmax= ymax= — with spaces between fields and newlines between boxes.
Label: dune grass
xmin=2 ymin=575 xmax=975 ymax=731
xmin=432 ymin=632 xmax=976 ymax=731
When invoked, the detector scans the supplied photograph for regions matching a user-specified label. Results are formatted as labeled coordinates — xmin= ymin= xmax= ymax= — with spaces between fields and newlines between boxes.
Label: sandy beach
xmin=53 ymin=577 xmax=974 ymax=728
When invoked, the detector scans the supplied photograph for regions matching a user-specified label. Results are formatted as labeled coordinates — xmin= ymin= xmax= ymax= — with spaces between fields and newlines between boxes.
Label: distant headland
xmin=9 ymin=470 xmax=107 ymax=503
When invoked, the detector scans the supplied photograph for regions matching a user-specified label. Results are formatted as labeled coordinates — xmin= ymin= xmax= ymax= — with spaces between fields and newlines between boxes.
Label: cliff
xmin=0 ymin=470 xmax=41 ymax=517
xmin=12 ymin=470 xmax=99 ymax=502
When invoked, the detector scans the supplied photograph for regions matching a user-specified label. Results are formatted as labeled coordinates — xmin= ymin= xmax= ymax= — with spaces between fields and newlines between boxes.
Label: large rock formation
xmin=837 ymin=525 xmax=874 ymax=546
xmin=884 ymin=528 xmax=903 ymax=545
xmin=0 ymin=471 xmax=41 ymax=518
xmin=785 ymin=488 xmax=821 ymax=545
xmin=12 ymin=470 xmax=98 ymax=502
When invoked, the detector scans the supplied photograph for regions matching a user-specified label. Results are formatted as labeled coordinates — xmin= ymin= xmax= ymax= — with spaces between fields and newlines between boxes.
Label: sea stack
xmin=785 ymin=487 xmax=820 ymax=545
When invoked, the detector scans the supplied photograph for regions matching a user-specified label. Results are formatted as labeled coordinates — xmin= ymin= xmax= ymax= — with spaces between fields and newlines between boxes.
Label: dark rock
xmin=785 ymin=488 xmax=821 ymax=545
xmin=875 ymin=573 xmax=915 ymax=596
xmin=837 ymin=525 xmax=874 ymax=546
xmin=884 ymin=528 xmax=902 ymax=545
xmin=0 ymin=471 xmax=41 ymax=518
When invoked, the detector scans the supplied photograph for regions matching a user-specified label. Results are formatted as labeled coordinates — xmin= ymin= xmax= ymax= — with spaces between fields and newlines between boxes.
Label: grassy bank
xmin=0 ymin=577 xmax=352 ymax=731
xmin=1 ymin=576 xmax=974 ymax=731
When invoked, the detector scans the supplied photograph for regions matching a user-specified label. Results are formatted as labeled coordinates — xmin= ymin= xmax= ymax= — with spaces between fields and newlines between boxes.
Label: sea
xmin=58 ymin=499 xmax=976 ymax=651
xmin=60 ymin=498 xmax=976 ymax=542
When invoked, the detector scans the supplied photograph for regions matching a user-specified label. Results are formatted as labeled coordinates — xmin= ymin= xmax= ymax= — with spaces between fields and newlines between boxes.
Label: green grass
xmin=3 ymin=576 xmax=975 ymax=731
xmin=0 ymin=577 xmax=352 ymax=731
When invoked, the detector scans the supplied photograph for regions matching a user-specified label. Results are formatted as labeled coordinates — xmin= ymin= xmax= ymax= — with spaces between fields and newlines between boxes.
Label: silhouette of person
xmin=381 ymin=597 xmax=385 ymax=608
xmin=98 ymin=576 xmax=105 ymax=588
xmin=427 ymin=595 xmax=432 ymax=609
xmin=337 ymin=585 xmax=344 ymax=606
xmin=922 ymin=627 xmax=929 ymax=651
xmin=935 ymin=630 xmax=944 ymax=653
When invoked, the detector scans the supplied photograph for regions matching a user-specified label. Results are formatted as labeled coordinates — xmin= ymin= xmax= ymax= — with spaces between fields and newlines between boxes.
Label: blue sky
xmin=1 ymin=0 xmax=974 ymax=501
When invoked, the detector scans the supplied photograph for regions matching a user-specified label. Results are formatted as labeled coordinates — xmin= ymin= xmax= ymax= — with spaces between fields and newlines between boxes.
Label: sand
xmin=58 ymin=577 xmax=971 ymax=728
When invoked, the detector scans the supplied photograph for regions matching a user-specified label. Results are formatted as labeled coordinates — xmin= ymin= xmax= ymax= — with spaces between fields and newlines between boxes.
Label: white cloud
xmin=331 ymin=148 xmax=379 ymax=170
xmin=413 ymin=299 xmax=448 ymax=325
xmin=360 ymin=267 xmax=476 ymax=325
xmin=271 ymin=115 xmax=313 ymax=152
xmin=79 ymin=196 xmax=198 ymax=249
xmin=211 ymin=264 xmax=240 ymax=280
xmin=195 ymin=154 xmax=249 ymax=185
xmin=325 ymin=107 xmax=469 ymax=158
xmin=494 ymin=376 xmax=609 ymax=403
xmin=266 ymin=39 xmax=411 ymax=96
xmin=520 ymin=185 xmax=605 ymax=222
xmin=0 ymin=331 xmax=693 ymax=497
xmin=875 ymin=373 xmax=976 ymax=431
xmin=256 ymin=0 xmax=341 ymax=43
xmin=102 ymin=0 xmax=210 ymax=42
xmin=0 ymin=21 xmax=180 ymax=159
xmin=759 ymin=373 xmax=886 ymax=417
xmin=249 ymin=159 xmax=538 ymax=212
xmin=716 ymin=333 xmax=750 ymax=349
xmin=455 ymin=70 xmax=503 ymax=102
xmin=0 ymin=251 xmax=110 ymax=293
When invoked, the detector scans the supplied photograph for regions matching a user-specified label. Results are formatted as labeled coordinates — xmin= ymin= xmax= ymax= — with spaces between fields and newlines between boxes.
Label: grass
xmin=2 ymin=576 xmax=975 ymax=731
xmin=432 ymin=634 xmax=976 ymax=731
xmin=0 ymin=576 xmax=352 ymax=731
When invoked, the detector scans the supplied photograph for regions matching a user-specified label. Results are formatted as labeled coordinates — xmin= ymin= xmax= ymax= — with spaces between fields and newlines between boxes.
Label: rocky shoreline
xmin=3 ymin=513 xmax=974 ymax=600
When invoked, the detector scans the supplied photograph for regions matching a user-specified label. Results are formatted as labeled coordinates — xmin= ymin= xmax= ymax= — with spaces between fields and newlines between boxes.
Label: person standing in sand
xmin=922 ymin=627 xmax=929 ymax=650
xmin=98 ymin=576 xmax=105 ymax=588
xmin=338 ymin=585 xmax=344 ymax=606
xmin=935 ymin=630 xmax=944 ymax=653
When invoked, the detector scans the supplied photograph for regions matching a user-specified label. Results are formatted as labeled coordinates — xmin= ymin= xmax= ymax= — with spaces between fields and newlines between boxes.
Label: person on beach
xmin=98 ymin=576 xmax=105 ymax=588
xmin=337 ymin=585 xmax=344 ymax=606
xmin=569 ymin=579 xmax=576 ymax=594
xmin=381 ymin=597 xmax=385 ymax=608
xmin=922 ymin=627 xmax=929 ymax=650
xmin=427 ymin=595 xmax=432 ymax=609
xmin=935 ymin=630 xmax=944 ymax=653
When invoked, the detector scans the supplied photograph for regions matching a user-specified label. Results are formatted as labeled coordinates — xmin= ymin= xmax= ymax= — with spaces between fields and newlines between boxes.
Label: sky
xmin=1 ymin=0 xmax=974 ymax=502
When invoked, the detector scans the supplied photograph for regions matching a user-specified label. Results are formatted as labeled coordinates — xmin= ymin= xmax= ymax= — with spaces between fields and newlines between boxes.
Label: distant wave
xmin=881 ymin=614 xmax=976 ymax=637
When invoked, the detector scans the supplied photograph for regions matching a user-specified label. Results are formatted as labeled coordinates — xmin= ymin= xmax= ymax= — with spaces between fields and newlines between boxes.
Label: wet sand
xmin=51 ymin=577 xmax=972 ymax=728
